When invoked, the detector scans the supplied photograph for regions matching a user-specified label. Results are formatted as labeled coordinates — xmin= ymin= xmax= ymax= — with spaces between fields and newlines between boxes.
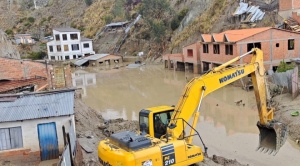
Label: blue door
xmin=37 ymin=122 xmax=59 ymax=161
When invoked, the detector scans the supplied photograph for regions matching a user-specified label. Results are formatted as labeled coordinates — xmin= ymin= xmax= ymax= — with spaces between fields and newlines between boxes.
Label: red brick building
xmin=279 ymin=0 xmax=300 ymax=20
xmin=0 ymin=58 xmax=72 ymax=93
xmin=164 ymin=43 xmax=201 ymax=73
xmin=163 ymin=27 xmax=300 ymax=73
xmin=0 ymin=58 xmax=51 ymax=93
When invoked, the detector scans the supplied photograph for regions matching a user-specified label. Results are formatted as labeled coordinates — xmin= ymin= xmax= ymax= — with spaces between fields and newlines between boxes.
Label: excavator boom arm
xmin=168 ymin=49 xmax=287 ymax=154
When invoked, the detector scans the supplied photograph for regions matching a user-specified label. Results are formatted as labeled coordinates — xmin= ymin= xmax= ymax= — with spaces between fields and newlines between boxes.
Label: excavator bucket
xmin=257 ymin=121 xmax=288 ymax=155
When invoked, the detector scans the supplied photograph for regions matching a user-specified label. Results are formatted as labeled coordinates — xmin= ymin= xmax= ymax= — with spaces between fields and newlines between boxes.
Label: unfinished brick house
xmin=279 ymin=0 xmax=300 ymax=19
xmin=164 ymin=43 xmax=201 ymax=73
xmin=199 ymin=27 xmax=300 ymax=72
xmin=163 ymin=27 xmax=300 ymax=73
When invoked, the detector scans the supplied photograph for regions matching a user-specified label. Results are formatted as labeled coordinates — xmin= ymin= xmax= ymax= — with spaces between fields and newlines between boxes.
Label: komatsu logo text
xmin=219 ymin=69 xmax=244 ymax=84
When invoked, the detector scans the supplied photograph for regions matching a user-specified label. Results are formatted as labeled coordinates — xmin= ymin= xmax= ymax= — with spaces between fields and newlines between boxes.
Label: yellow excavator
xmin=98 ymin=48 xmax=287 ymax=166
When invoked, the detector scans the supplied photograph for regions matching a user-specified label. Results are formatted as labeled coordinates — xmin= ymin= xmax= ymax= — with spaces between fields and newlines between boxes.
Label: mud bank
xmin=74 ymin=97 xmax=247 ymax=166
xmin=273 ymin=93 xmax=300 ymax=144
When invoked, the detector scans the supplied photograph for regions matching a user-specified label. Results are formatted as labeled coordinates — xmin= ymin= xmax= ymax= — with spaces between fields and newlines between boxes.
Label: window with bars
xmin=71 ymin=44 xmax=79 ymax=51
xmin=83 ymin=43 xmax=89 ymax=48
xmin=213 ymin=44 xmax=220 ymax=54
xmin=62 ymin=34 xmax=67 ymax=41
xmin=70 ymin=34 xmax=78 ymax=40
xmin=225 ymin=44 xmax=233 ymax=55
xmin=203 ymin=44 xmax=209 ymax=53
xmin=49 ymin=46 xmax=53 ymax=52
xmin=0 ymin=127 xmax=23 ymax=151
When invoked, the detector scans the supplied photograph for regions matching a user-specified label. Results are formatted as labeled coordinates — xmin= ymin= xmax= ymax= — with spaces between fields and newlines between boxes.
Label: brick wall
xmin=50 ymin=64 xmax=72 ymax=89
xmin=279 ymin=0 xmax=292 ymax=11
xmin=0 ymin=58 xmax=49 ymax=80
xmin=200 ymin=29 xmax=300 ymax=71
xmin=292 ymin=12 xmax=300 ymax=24
xmin=279 ymin=0 xmax=300 ymax=11
xmin=237 ymin=29 xmax=300 ymax=66
xmin=0 ymin=149 xmax=40 ymax=166
xmin=182 ymin=43 xmax=200 ymax=63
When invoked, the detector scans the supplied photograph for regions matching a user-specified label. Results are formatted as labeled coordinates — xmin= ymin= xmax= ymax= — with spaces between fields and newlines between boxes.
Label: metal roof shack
xmin=106 ymin=21 xmax=130 ymax=28
xmin=73 ymin=54 xmax=122 ymax=67
xmin=0 ymin=89 xmax=75 ymax=122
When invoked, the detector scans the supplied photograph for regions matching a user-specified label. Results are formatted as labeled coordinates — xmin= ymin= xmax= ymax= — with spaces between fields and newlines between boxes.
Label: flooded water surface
xmin=72 ymin=64 xmax=300 ymax=166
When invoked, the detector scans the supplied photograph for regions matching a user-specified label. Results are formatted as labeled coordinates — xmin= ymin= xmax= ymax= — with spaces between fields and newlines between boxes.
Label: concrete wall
xmin=0 ymin=115 xmax=75 ymax=164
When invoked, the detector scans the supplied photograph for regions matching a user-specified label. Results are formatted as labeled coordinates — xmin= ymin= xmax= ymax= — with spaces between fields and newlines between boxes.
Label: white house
xmin=47 ymin=27 xmax=95 ymax=61
xmin=14 ymin=34 xmax=35 ymax=45
xmin=0 ymin=89 xmax=76 ymax=165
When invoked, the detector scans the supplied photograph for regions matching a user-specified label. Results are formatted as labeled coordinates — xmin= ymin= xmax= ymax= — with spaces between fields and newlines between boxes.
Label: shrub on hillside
xmin=277 ymin=60 xmax=296 ymax=73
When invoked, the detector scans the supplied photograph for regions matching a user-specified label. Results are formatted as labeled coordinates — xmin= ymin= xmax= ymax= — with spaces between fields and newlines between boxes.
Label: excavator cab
xmin=139 ymin=106 xmax=174 ymax=138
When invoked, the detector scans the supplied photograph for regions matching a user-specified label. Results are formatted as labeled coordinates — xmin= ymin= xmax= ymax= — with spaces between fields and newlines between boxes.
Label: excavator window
xmin=153 ymin=111 xmax=173 ymax=138
xmin=139 ymin=115 xmax=149 ymax=135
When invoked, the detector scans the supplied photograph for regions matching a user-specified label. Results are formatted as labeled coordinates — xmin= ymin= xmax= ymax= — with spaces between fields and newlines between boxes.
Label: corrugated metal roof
xmin=74 ymin=59 xmax=88 ymax=66
xmin=53 ymin=27 xmax=80 ymax=32
xmin=85 ymin=54 xmax=109 ymax=60
xmin=233 ymin=2 xmax=248 ymax=15
xmin=0 ymin=89 xmax=75 ymax=122
xmin=106 ymin=21 xmax=130 ymax=27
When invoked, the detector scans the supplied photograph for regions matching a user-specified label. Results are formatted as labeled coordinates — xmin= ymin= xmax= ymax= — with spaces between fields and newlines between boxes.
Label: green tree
xmin=24 ymin=51 xmax=47 ymax=60
xmin=27 ymin=17 xmax=35 ymax=23
xmin=277 ymin=60 xmax=295 ymax=73
xmin=5 ymin=29 xmax=13 ymax=36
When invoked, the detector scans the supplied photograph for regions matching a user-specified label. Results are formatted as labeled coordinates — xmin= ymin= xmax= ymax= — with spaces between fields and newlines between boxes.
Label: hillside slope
xmin=0 ymin=0 xmax=280 ymax=58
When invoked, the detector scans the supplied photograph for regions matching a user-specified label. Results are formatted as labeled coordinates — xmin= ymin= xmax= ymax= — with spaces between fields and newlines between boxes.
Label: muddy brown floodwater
xmin=73 ymin=64 xmax=300 ymax=166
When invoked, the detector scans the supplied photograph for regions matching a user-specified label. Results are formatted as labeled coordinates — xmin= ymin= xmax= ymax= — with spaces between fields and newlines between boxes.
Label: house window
xmin=276 ymin=43 xmax=279 ymax=47
xmin=203 ymin=44 xmax=209 ymax=53
xmin=288 ymin=39 xmax=294 ymax=50
xmin=71 ymin=44 xmax=79 ymax=51
xmin=70 ymin=34 xmax=78 ymax=40
xmin=213 ymin=44 xmax=220 ymax=54
xmin=73 ymin=55 xmax=76 ymax=59
xmin=83 ymin=43 xmax=90 ymax=48
xmin=187 ymin=49 xmax=193 ymax=57
xmin=49 ymin=46 xmax=53 ymax=52
xmin=62 ymin=34 xmax=67 ymax=41
xmin=51 ymin=56 xmax=55 ymax=60
xmin=247 ymin=42 xmax=261 ymax=52
xmin=225 ymin=44 xmax=233 ymax=55
xmin=64 ymin=45 xmax=69 ymax=51
xmin=65 ymin=55 xmax=70 ymax=60
xmin=0 ymin=127 xmax=23 ymax=150
xmin=55 ymin=34 xmax=60 ymax=41
xmin=57 ymin=45 xmax=61 ymax=52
